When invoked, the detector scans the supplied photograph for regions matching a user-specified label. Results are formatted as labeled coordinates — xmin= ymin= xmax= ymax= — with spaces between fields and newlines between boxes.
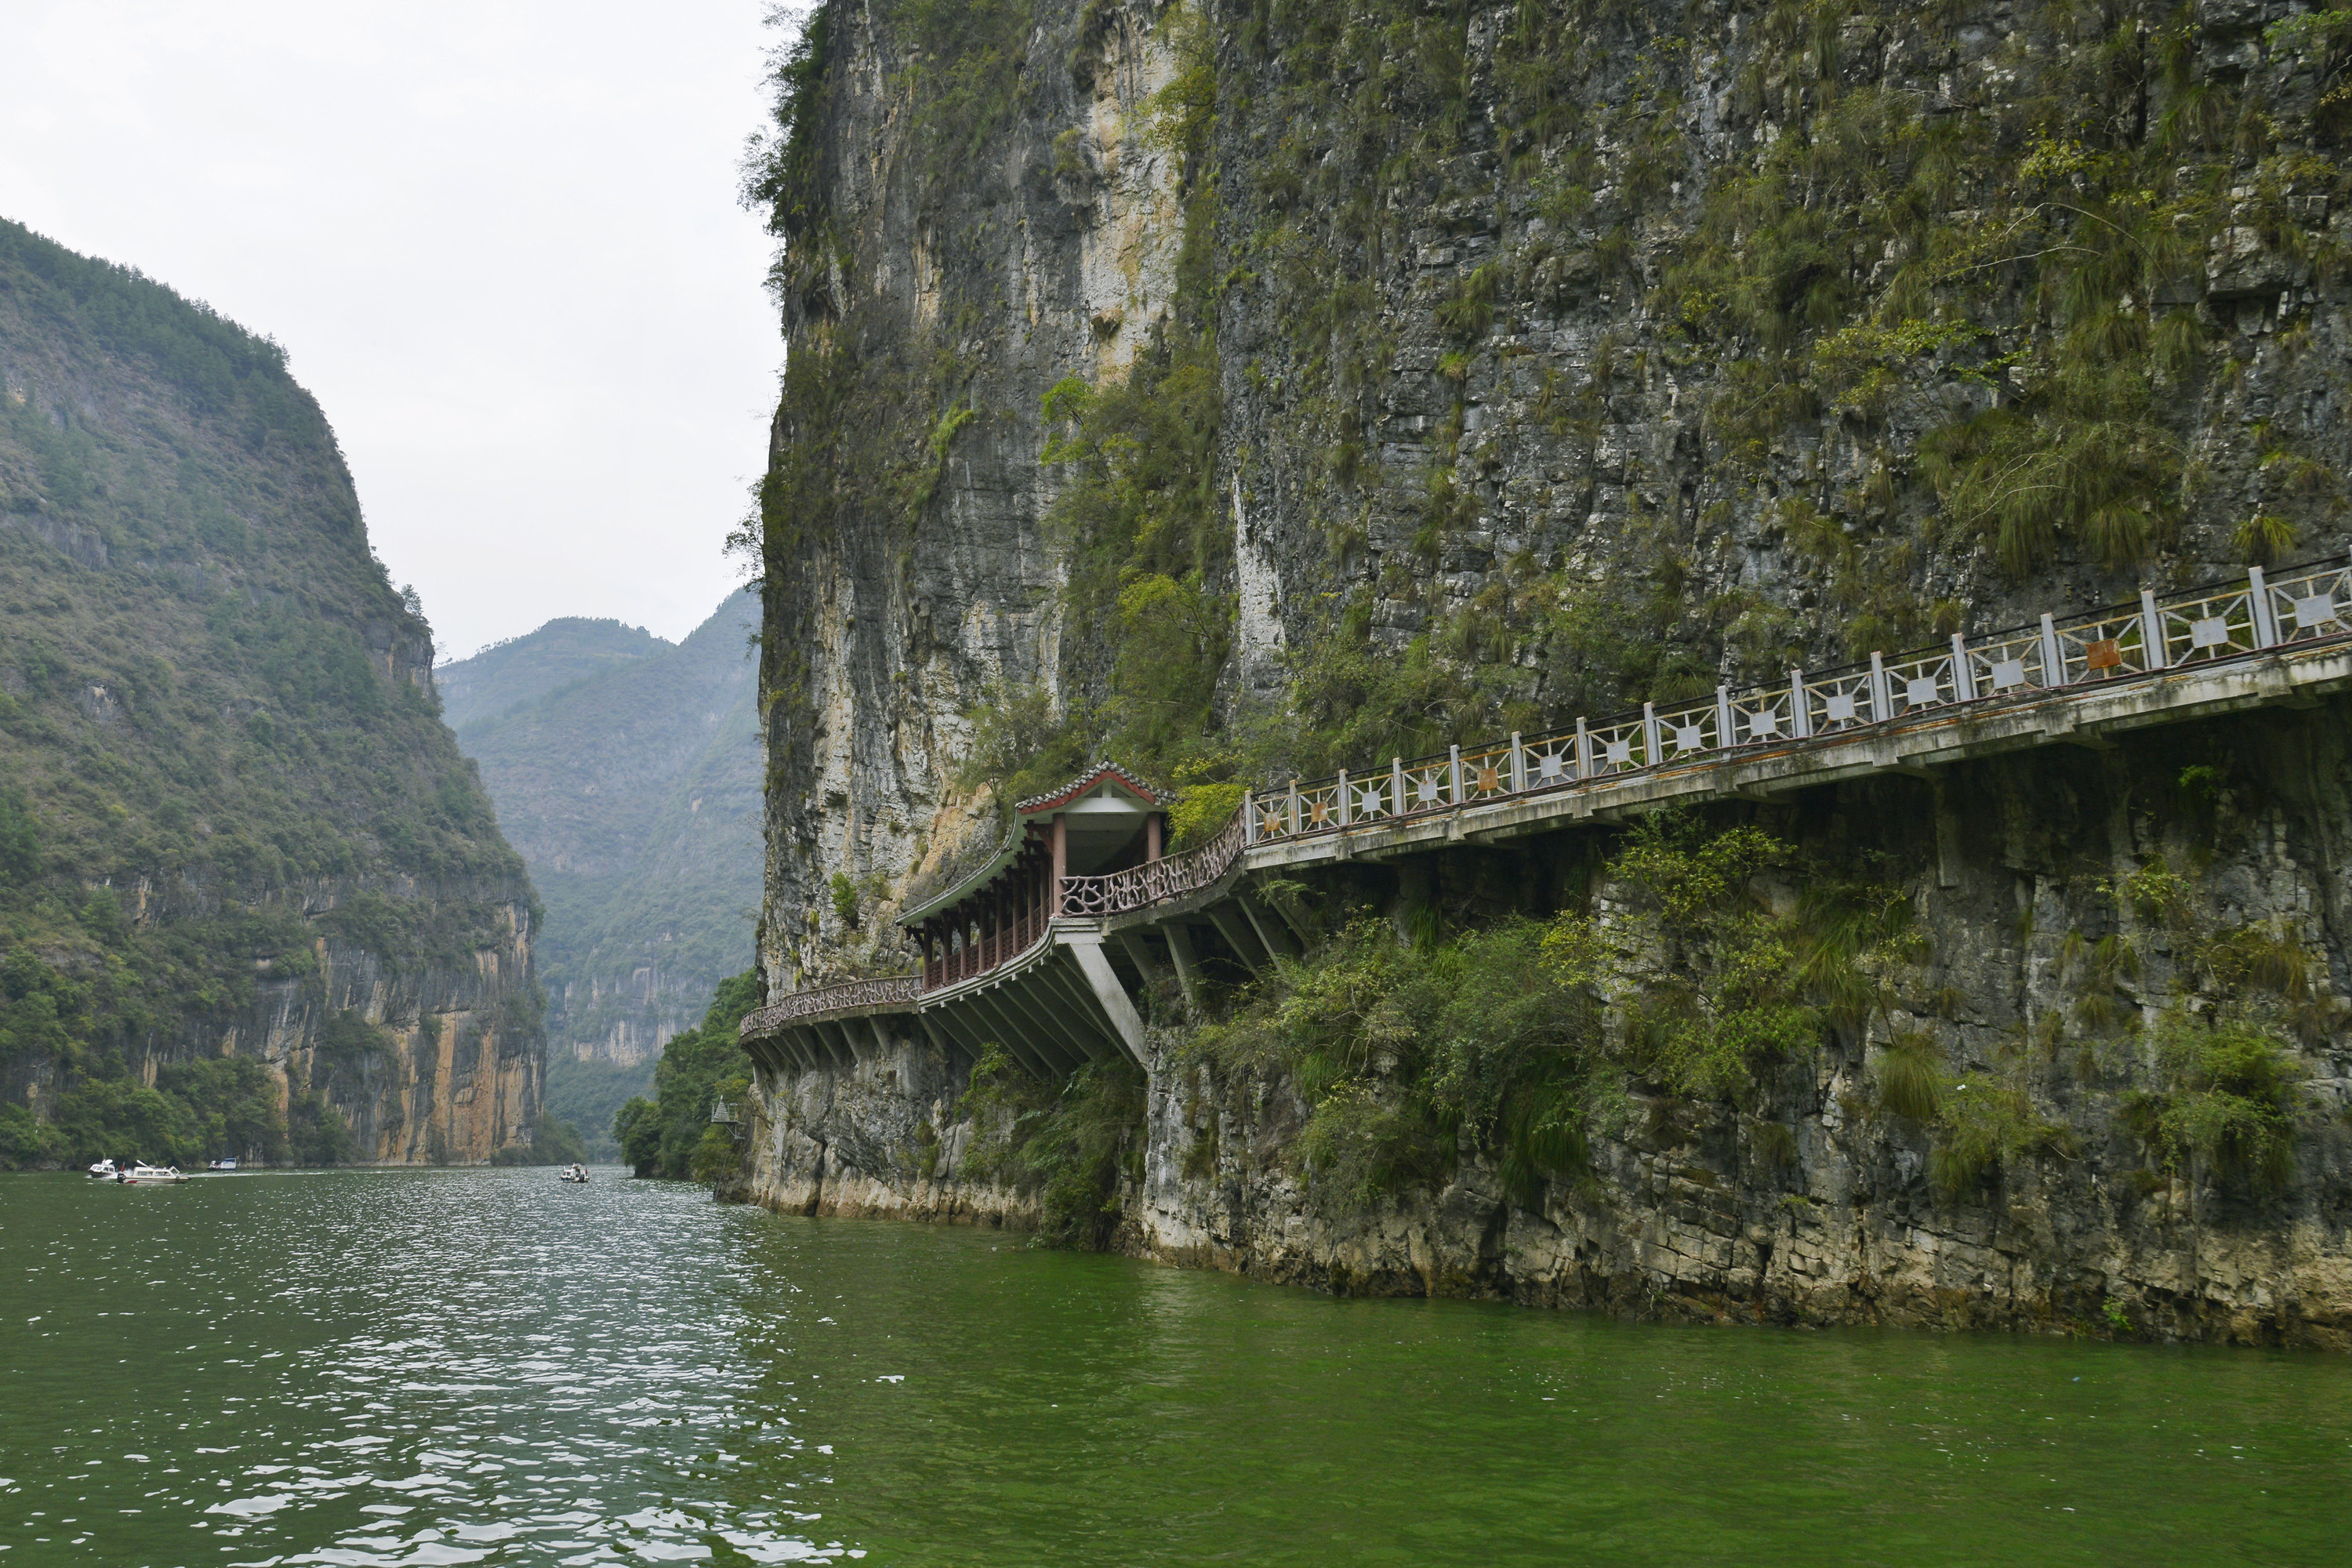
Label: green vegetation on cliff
xmin=0 ymin=217 xmax=543 ymax=1167
xmin=615 ymin=971 xmax=761 ymax=1182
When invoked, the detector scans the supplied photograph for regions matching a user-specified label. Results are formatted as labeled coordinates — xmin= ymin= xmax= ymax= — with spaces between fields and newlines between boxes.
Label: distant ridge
xmin=437 ymin=617 xmax=669 ymax=734
xmin=437 ymin=591 xmax=761 ymax=1155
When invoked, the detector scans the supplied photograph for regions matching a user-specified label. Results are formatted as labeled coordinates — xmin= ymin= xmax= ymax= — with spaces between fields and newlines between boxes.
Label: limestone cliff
xmin=0 ymin=218 xmax=543 ymax=1167
xmin=739 ymin=0 xmax=2352 ymax=1342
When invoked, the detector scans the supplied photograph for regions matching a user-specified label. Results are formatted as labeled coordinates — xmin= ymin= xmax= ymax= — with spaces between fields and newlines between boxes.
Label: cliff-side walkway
xmin=742 ymin=558 xmax=2352 ymax=1076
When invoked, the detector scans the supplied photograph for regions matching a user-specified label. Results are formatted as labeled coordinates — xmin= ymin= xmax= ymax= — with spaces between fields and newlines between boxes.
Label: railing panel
xmin=2270 ymin=561 xmax=2352 ymax=644
xmin=1296 ymin=780 xmax=1343 ymax=834
xmin=1653 ymin=696 xmax=1720 ymax=764
xmin=1461 ymin=742 xmax=1515 ymax=801
xmin=1584 ymin=716 xmax=1649 ymax=778
xmin=2053 ymin=610 xmax=2152 ymax=684
xmin=2156 ymin=585 xmax=2259 ymax=666
xmin=1883 ymin=648 xmax=1960 ymax=713
xmin=1401 ymin=758 xmax=1453 ymax=813
xmin=1967 ymin=626 xmax=2050 ymax=695
xmin=740 ymin=973 xmax=922 ymax=1039
xmin=1803 ymin=666 xmax=1878 ymax=735
xmin=1729 ymin=686 xmax=1794 ymax=744
xmin=1524 ymin=731 xmax=1578 ymax=786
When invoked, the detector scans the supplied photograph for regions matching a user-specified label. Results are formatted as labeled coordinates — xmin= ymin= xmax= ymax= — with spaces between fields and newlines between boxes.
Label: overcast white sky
xmin=0 ymin=0 xmax=789 ymax=657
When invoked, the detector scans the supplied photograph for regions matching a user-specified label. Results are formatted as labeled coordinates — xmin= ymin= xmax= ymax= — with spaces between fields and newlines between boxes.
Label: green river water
xmin=4 ymin=1167 xmax=2350 ymax=1566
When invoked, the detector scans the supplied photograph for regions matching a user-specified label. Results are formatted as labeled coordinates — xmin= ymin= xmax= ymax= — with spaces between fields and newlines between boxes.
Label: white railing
xmin=746 ymin=558 xmax=2352 ymax=1043
xmin=1241 ymin=558 xmax=2350 ymax=848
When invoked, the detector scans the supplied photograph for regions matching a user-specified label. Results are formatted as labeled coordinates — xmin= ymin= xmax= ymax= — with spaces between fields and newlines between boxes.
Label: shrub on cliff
xmin=956 ymin=1046 xmax=1147 ymax=1247
xmin=615 ymin=971 xmax=760 ymax=1181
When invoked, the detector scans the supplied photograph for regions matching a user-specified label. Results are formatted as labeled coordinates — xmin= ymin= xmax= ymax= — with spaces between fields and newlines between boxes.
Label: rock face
xmin=0 ymin=217 xmax=543 ymax=1166
xmin=741 ymin=0 xmax=2352 ymax=1341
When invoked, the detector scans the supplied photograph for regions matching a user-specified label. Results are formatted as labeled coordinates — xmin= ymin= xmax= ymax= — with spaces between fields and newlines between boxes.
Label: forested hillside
xmin=0 ymin=218 xmax=546 ymax=1167
xmin=438 ymin=591 xmax=761 ymax=1154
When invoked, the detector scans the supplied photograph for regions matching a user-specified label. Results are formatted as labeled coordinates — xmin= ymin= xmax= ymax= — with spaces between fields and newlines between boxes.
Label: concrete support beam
xmin=916 ymin=1013 xmax=960 ymax=1069
xmin=1036 ymin=956 xmax=1122 ymax=1062
xmin=1068 ymin=936 xmax=1149 ymax=1065
xmin=1207 ymin=906 xmax=1269 ymax=974
xmin=1116 ymin=927 xmax=1169 ymax=990
xmin=1238 ymin=892 xmax=1296 ymax=964
xmin=1158 ymin=920 xmax=1204 ymax=1009
xmin=995 ymin=974 xmax=1095 ymax=1072
xmin=960 ymin=989 xmax=1062 ymax=1080
xmin=1246 ymin=886 xmax=1308 ymax=955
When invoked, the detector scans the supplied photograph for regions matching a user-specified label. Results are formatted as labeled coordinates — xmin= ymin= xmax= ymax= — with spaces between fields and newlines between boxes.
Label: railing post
xmin=1509 ymin=732 xmax=1525 ymax=792
xmin=1716 ymin=685 xmax=1735 ymax=748
xmin=2249 ymin=565 xmax=2279 ymax=648
xmin=1243 ymin=789 xmax=1257 ymax=846
xmin=1288 ymin=778 xmax=1301 ymax=837
xmin=1790 ymin=670 xmax=1812 ymax=739
xmin=2039 ymin=613 xmax=2065 ymax=686
xmin=1392 ymin=756 xmax=1406 ymax=815
xmin=1448 ymin=745 xmax=1463 ymax=804
xmin=2140 ymin=590 xmax=2167 ymax=670
xmin=1868 ymin=652 xmax=1892 ymax=722
xmin=1574 ymin=718 xmax=1591 ymax=779
xmin=1951 ymin=633 xmax=1976 ymax=700
xmin=1641 ymin=702 xmax=1660 ymax=764
xmin=1337 ymin=768 xmax=1351 ymax=827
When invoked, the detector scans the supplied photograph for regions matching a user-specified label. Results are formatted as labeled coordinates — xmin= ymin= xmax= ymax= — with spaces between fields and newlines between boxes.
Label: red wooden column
xmin=1051 ymin=814 xmax=1067 ymax=916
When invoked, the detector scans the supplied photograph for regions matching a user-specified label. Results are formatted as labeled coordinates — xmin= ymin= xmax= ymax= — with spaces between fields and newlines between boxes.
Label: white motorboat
xmin=208 ymin=1157 xmax=238 ymax=1171
xmin=557 ymin=1163 xmax=590 ymax=1184
xmin=118 ymin=1163 xmax=185 ymax=1184
xmin=88 ymin=1158 xmax=118 ymax=1179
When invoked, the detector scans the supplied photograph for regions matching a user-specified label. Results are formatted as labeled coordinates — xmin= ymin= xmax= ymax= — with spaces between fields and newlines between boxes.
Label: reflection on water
xmin=5 ymin=1167 xmax=2352 ymax=1566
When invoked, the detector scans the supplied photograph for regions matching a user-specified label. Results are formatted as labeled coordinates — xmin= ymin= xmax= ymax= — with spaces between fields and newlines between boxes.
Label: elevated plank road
xmin=742 ymin=559 xmax=2352 ymax=1079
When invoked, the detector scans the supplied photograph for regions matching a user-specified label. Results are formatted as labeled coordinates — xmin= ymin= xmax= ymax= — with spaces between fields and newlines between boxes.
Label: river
xmin=4 ymin=1167 xmax=2350 ymax=1565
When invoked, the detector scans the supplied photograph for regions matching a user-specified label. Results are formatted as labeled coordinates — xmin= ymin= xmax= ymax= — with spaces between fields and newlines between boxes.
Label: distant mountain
xmin=437 ymin=618 xmax=668 ymax=734
xmin=437 ymin=591 xmax=762 ymax=1155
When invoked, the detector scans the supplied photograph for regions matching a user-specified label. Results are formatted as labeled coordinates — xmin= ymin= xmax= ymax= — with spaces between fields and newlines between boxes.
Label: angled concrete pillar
xmin=1238 ymin=893 xmax=1296 ymax=963
xmin=1247 ymin=884 xmax=1308 ymax=954
xmin=1207 ymin=905 xmax=1269 ymax=974
xmin=1035 ymin=958 xmax=1120 ymax=1062
xmin=1116 ymin=927 xmax=1169 ymax=989
xmin=993 ymin=975 xmax=1094 ymax=1073
xmin=916 ymin=1011 xmax=961 ymax=1069
xmin=1068 ymin=935 xmax=1148 ymax=1066
xmin=1158 ymin=920 xmax=1203 ymax=1008
xmin=967 ymin=987 xmax=1072 ymax=1079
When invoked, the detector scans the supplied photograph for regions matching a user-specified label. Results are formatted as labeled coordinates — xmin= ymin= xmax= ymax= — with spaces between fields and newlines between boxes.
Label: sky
xmin=0 ymin=0 xmax=790 ymax=658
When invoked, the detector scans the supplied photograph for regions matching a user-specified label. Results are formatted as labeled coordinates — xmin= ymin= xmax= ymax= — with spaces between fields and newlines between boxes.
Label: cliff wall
xmin=739 ymin=0 xmax=2352 ymax=1340
xmin=0 ymin=218 xmax=543 ymax=1167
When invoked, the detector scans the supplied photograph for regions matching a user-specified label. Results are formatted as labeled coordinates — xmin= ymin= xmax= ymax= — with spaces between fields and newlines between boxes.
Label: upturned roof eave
xmin=894 ymin=761 xmax=1167 ymax=930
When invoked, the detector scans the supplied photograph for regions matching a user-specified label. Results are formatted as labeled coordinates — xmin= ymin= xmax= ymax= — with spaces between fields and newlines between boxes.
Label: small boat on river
xmin=208 ymin=1157 xmax=238 ymax=1171
xmin=118 ymin=1163 xmax=186 ymax=1185
xmin=88 ymin=1158 xmax=118 ymax=1179
xmin=557 ymin=1163 xmax=590 ymax=1184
